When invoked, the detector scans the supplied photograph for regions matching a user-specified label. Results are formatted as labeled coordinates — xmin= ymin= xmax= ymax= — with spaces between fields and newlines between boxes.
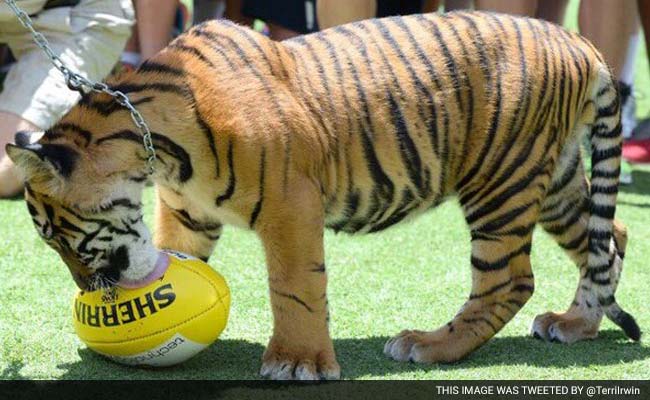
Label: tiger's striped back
xmin=282 ymin=12 xmax=600 ymax=234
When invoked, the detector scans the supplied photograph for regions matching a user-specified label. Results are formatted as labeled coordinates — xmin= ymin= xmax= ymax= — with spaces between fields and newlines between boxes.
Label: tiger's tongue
xmin=117 ymin=252 xmax=170 ymax=289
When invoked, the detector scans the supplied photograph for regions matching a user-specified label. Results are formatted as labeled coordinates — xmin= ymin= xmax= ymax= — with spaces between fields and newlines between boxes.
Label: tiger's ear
xmin=6 ymin=134 xmax=79 ymax=180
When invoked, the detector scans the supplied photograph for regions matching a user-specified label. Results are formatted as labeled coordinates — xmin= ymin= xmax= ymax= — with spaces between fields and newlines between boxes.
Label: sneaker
xmin=622 ymin=139 xmax=650 ymax=164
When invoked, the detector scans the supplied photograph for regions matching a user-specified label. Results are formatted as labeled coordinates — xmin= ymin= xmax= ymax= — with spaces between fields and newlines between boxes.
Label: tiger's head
xmin=6 ymin=109 xmax=163 ymax=290
xmin=5 ymin=59 xmax=206 ymax=290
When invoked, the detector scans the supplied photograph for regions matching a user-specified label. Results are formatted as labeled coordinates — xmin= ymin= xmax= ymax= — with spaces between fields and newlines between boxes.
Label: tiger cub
xmin=7 ymin=11 xmax=640 ymax=380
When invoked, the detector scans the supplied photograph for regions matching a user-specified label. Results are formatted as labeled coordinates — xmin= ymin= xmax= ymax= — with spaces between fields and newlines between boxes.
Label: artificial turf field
xmin=1 ymin=1 xmax=650 ymax=381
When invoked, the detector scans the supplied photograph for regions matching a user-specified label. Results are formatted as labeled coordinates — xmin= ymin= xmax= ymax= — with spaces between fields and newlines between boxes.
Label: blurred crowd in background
xmin=1 ymin=0 xmax=649 ymax=199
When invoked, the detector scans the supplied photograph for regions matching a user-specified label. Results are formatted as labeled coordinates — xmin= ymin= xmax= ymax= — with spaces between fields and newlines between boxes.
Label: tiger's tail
xmin=587 ymin=65 xmax=641 ymax=341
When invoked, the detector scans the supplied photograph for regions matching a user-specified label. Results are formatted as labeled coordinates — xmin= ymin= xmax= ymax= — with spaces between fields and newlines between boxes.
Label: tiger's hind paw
xmin=384 ymin=329 xmax=469 ymax=363
xmin=531 ymin=312 xmax=600 ymax=344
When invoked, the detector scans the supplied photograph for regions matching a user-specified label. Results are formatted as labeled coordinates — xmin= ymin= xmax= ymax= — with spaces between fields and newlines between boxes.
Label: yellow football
xmin=72 ymin=251 xmax=230 ymax=367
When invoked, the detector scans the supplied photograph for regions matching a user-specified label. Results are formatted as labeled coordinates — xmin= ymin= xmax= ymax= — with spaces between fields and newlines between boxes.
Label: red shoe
xmin=623 ymin=139 xmax=650 ymax=163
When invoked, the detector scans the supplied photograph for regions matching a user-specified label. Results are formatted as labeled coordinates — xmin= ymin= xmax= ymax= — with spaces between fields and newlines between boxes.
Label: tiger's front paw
xmin=531 ymin=312 xmax=600 ymax=343
xmin=260 ymin=339 xmax=340 ymax=380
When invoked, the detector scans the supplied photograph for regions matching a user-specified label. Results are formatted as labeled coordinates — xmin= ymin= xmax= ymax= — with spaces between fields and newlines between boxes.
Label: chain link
xmin=2 ymin=0 xmax=156 ymax=174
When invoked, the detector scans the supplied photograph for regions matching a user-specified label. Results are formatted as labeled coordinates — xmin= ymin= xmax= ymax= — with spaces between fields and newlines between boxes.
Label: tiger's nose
xmin=97 ymin=245 xmax=131 ymax=282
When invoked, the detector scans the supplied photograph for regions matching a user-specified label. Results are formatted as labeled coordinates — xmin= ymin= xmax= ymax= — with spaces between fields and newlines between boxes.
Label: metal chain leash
xmin=3 ymin=0 xmax=156 ymax=174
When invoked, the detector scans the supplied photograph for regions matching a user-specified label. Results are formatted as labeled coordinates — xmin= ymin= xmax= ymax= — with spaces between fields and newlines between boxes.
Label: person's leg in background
xmin=579 ymin=0 xmax=639 ymax=81
xmin=535 ymin=0 xmax=568 ymax=24
xmin=621 ymin=0 xmax=650 ymax=162
xmin=122 ymin=0 xmax=179 ymax=68
xmin=444 ymin=0 xmax=472 ymax=12
xmin=580 ymin=0 xmax=640 ymax=180
xmin=474 ymin=0 xmax=537 ymax=16
xmin=422 ymin=0 xmax=441 ymax=13
xmin=243 ymin=0 xmax=318 ymax=40
xmin=0 ymin=113 xmax=38 ymax=197
xmin=224 ymin=0 xmax=252 ymax=25
xmin=317 ymin=0 xmax=376 ymax=29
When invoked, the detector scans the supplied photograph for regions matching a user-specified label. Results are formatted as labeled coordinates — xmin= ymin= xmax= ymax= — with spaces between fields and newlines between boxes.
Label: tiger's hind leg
xmin=532 ymin=144 xmax=628 ymax=343
xmin=385 ymin=179 xmax=546 ymax=363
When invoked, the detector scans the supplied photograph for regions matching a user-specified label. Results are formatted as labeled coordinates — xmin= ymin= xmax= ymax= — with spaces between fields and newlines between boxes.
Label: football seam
xmin=79 ymin=262 xmax=230 ymax=346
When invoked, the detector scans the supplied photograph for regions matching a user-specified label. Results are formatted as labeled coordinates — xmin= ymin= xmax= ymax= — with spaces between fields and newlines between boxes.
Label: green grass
xmin=1 ymin=167 xmax=649 ymax=380
xmin=2 ymin=0 xmax=650 ymax=380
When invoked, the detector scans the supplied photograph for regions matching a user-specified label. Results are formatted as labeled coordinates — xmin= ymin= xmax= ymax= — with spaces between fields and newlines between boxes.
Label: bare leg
xmin=132 ymin=0 xmax=179 ymax=61
xmin=535 ymin=0 xmax=569 ymax=24
xmin=579 ymin=0 xmax=639 ymax=78
xmin=444 ymin=0 xmax=473 ymax=12
xmin=422 ymin=0 xmax=442 ymax=13
xmin=225 ymin=0 xmax=252 ymax=25
xmin=639 ymin=0 xmax=650 ymax=71
xmin=316 ymin=0 xmax=376 ymax=29
xmin=0 ymin=112 xmax=39 ymax=198
xmin=475 ymin=0 xmax=537 ymax=16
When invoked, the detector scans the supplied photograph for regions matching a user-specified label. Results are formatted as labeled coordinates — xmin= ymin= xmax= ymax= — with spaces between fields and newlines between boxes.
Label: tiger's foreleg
xmin=257 ymin=180 xmax=340 ymax=380
xmin=153 ymin=194 xmax=222 ymax=261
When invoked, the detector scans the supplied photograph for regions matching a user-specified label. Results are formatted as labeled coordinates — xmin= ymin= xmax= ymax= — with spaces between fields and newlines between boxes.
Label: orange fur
xmin=7 ymin=12 xmax=639 ymax=380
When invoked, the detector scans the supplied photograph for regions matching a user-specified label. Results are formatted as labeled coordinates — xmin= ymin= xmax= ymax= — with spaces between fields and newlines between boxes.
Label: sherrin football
xmin=72 ymin=251 xmax=230 ymax=367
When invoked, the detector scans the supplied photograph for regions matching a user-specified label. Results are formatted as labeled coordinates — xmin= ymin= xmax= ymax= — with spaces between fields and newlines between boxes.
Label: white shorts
xmin=0 ymin=0 xmax=134 ymax=129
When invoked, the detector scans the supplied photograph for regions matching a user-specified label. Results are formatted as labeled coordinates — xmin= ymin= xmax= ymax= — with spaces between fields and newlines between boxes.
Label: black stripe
xmin=473 ymin=201 xmax=536 ymax=234
xmin=546 ymin=153 xmax=580 ymax=196
xmin=249 ymin=148 xmax=265 ymax=228
xmin=193 ymin=26 xmax=293 ymax=191
xmin=310 ymin=263 xmax=326 ymax=273
xmin=387 ymin=94 xmax=424 ymax=196
xmin=109 ymin=83 xmax=188 ymax=97
xmin=462 ymin=317 xmax=498 ymax=333
xmin=96 ymin=130 xmax=193 ymax=182
xmin=442 ymin=15 xmax=475 ymax=178
xmin=271 ymin=288 xmax=313 ymax=313
xmin=49 ymin=123 xmax=92 ymax=146
xmin=361 ymin=20 xmax=430 ymax=199
xmin=78 ymin=96 xmax=154 ymax=117
xmin=592 ymin=145 xmax=622 ymax=165
xmin=189 ymin=30 xmax=238 ymax=70
xmin=137 ymin=61 xmax=185 ymax=76
xmin=469 ymin=278 xmax=512 ymax=299
xmin=334 ymin=33 xmax=395 ymax=227
xmin=471 ymin=242 xmax=531 ymax=272
xmin=543 ymin=203 xmax=585 ymax=235
xmin=388 ymin=16 xmax=444 ymax=159
xmin=99 ymin=198 xmax=142 ymax=212
xmin=186 ymin=89 xmax=219 ymax=178
xmin=163 ymin=201 xmax=222 ymax=240
xmin=168 ymin=41 xmax=217 ymax=68
xmin=455 ymin=15 xmax=503 ymax=192
xmin=216 ymin=140 xmax=236 ymax=206
xmin=590 ymin=204 xmax=616 ymax=219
